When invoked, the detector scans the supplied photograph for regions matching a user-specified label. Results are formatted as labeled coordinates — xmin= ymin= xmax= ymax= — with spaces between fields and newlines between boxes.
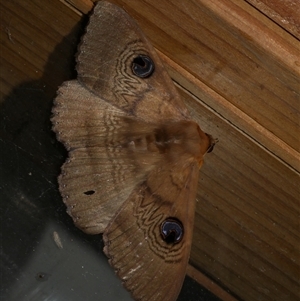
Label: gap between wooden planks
xmin=187 ymin=265 xmax=239 ymax=301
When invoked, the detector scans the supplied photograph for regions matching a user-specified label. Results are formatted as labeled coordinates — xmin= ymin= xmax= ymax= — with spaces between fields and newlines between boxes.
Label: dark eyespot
xmin=84 ymin=190 xmax=95 ymax=195
xmin=132 ymin=55 xmax=155 ymax=78
xmin=161 ymin=218 xmax=183 ymax=244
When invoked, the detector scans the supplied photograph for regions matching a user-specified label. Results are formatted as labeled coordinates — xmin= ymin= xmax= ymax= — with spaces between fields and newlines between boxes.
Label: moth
xmin=52 ymin=2 xmax=216 ymax=301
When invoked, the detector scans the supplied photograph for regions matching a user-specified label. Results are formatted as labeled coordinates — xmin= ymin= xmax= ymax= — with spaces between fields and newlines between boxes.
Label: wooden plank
xmin=245 ymin=0 xmax=300 ymax=39
xmin=187 ymin=265 xmax=239 ymax=301
xmin=162 ymin=51 xmax=299 ymax=173
xmin=169 ymin=81 xmax=299 ymax=300
xmin=0 ymin=0 xmax=83 ymax=98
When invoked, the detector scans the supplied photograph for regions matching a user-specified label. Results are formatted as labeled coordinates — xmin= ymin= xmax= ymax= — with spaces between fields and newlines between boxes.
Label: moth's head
xmin=194 ymin=124 xmax=218 ymax=156
xmin=195 ymin=132 xmax=217 ymax=168
xmin=205 ymin=133 xmax=218 ymax=154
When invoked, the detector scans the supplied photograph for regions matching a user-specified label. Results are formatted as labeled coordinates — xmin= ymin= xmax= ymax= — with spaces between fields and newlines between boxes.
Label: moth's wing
xmin=77 ymin=1 xmax=190 ymax=123
xmin=52 ymin=80 xmax=160 ymax=234
xmin=103 ymin=160 xmax=199 ymax=301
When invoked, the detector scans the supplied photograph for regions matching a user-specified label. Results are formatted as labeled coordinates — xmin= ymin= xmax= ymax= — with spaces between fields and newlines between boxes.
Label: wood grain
xmin=245 ymin=0 xmax=300 ymax=39
xmin=0 ymin=0 xmax=82 ymax=100
xmin=1 ymin=0 xmax=299 ymax=300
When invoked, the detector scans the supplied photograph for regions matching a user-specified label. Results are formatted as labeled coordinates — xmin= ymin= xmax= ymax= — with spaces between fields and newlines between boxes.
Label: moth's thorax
xmin=153 ymin=120 xmax=210 ymax=165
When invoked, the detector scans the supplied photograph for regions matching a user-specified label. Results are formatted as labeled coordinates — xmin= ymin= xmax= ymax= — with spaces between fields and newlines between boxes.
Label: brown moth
xmin=52 ymin=2 xmax=216 ymax=301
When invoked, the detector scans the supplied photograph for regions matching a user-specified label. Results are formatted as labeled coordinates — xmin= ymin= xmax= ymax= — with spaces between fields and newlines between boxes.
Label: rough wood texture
xmin=245 ymin=0 xmax=300 ymax=39
xmin=1 ymin=0 xmax=299 ymax=300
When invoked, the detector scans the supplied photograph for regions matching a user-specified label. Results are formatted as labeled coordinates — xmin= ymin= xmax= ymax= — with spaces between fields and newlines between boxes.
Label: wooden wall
xmin=1 ymin=0 xmax=299 ymax=300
